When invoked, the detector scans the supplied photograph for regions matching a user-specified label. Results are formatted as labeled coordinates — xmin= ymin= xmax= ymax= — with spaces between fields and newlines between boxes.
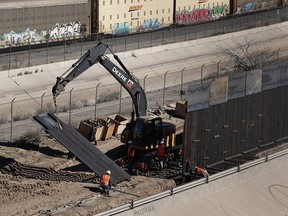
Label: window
xmin=168 ymin=8 xmax=170 ymax=13
xmin=156 ymin=10 xmax=158 ymax=14
xmin=110 ymin=15 xmax=112 ymax=20
xmin=189 ymin=6 xmax=191 ymax=10
xmin=184 ymin=6 xmax=186 ymax=10
xmin=103 ymin=1 xmax=105 ymax=6
xmin=103 ymin=16 xmax=105 ymax=21
xmin=117 ymin=0 xmax=119 ymax=3
xmin=131 ymin=13 xmax=133 ymax=18
xmin=131 ymin=21 xmax=132 ymax=26
xmin=137 ymin=12 xmax=139 ymax=16
xmin=168 ymin=17 xmax=170 ymax=21
xmin=162 ymin=9 xmax=164 ymax=14
xmin=124 ymin=13 xmax=126 ymax=18
xmin=110 ymin=24 xmax=112 ymax=29
xmin=162 ymin=17 xmax=164 ymax=22
xmin=117 ymin=14 xmax=119 ymax=19
xmin=150 ymin=10 xmax=152 ymax=15
xmin=103 ymin=25 xmax=105 ymax=30
xmin=110 ymin=0 xmax=112 ymax=5
xmin=144 ymin=11 xmax=146 ymax=16
xmin=131 ymin=0 xmax=133 ymax=3
xmin=124 ymin=0 xmax=126 ymax=3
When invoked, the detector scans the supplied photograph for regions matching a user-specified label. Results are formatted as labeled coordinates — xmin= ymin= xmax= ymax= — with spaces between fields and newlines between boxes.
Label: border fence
xmin=183 ymin=63 xmax=288 ymax=171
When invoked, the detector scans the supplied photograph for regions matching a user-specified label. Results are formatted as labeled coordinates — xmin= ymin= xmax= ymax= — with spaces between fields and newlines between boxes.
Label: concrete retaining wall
xmin=111 ymin=152 xmax=288 ymax=216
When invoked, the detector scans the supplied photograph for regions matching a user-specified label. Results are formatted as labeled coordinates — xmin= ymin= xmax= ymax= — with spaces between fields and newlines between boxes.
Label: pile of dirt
xmin=0 ymin=128 xmax=177 ymax=216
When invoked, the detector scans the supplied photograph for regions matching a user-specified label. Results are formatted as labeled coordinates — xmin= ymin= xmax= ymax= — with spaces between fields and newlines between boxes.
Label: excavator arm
xmin=52 ymin=42 xmax=147 ymax=117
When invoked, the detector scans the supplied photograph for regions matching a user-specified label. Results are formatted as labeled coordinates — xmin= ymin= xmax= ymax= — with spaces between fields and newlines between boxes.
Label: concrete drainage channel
xmin=95 ymin=148 xmax=288 ymax=216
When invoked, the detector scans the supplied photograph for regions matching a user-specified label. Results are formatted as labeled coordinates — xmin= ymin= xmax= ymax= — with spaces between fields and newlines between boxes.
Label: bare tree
xmin=219 ymin=37 xmax=279 ymax=72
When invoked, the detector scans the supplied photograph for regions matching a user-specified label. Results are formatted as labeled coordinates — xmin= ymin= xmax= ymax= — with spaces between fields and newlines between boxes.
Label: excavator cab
xmin=121 ymin=116 xmax=176 ymax=151
xmin=134 ymin=117 xmax=162 ymax=150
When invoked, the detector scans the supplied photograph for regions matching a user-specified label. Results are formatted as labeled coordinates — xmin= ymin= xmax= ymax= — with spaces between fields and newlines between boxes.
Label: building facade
xmin=93 ymin=0 xmax=174 ymax=35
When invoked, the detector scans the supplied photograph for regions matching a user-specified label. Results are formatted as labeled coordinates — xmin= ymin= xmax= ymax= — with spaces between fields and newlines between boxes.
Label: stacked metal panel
xmin=33 ymin=113 xmax=130 ymax=186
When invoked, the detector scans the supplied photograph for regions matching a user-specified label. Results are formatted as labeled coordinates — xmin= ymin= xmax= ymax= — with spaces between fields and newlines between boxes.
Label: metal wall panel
xmin=210 ymin=76 xmax=228 ymax=106
xmin=279 ymin=62 xmax=288 ymax=86
xmin=228 ymin=72 xmax=246 ymax=100
xmin=262 ymin=65 xmax=279 ymax=90
xmin=183 ymin=75 xmax=288 ymax=170
xmin=187 ymin=82 xmax=210 ymax=112
xmin=33 ymin=113 xmax=130 ymax=185
xmin=246 ymin=69 xmax=262 ymax=95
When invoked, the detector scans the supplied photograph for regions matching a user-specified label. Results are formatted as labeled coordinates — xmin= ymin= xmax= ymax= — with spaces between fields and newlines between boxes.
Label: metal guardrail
xmin=95 ymin=147 xmax=288 ymax=216
xmin=133 ymin=190 xmax=171 ymax=208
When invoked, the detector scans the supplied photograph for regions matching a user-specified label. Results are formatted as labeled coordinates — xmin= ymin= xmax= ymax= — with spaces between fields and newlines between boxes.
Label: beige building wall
xmin=175 ymin=0 xmax=230 ymax=24
xmin=98 ymin=0 xmax=173 ymax=35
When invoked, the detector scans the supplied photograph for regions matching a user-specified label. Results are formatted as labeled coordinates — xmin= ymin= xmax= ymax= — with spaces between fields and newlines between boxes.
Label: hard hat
xmin=106 ymin=170 xmax=111 ymax=175
xmin=128 ymin=140 xmax=133 ymax=144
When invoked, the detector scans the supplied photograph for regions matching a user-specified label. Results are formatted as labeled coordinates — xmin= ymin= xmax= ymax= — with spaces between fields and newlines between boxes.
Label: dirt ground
xmin=0 ymin=112 xmax=183 ymax=216
xmin=1 ymin=107 xmax=285 ymax=216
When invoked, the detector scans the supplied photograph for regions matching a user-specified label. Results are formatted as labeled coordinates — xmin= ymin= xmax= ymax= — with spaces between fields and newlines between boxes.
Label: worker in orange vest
xmin=157 ymin=140 xmax=166 ymax=169
xmin=100 ymin=170 xmax=111 ymax=196
xmin=194 ymin=166 xmax=209 ymax=178
xmin=127 ymin=140 xmax=135 ymax=173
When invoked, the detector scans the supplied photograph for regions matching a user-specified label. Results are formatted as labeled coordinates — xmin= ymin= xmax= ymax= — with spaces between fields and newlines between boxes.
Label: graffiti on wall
xmin=49 ymin=22 xmax=81 ymax=39
xmin=112 ymin=22 xmax=130 ymax=35
xmin=0 ymin=28 xmax=45 ymax=46
xmin=237 ymin=3 xmax=254 ymax=14
xmin=176 ymin=5 xmax=228 ymax=24
xmin=112 ymin=18 xmax=164 ymax=35
xmin=0 ymin=21 xmax=82 ymax=46
xmin=140 ymin=18 xmax=164 ymax=31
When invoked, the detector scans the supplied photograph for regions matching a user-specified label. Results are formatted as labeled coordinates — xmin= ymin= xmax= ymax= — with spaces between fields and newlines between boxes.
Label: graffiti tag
xmin=49 ymin=22 xmax=81 ymax=39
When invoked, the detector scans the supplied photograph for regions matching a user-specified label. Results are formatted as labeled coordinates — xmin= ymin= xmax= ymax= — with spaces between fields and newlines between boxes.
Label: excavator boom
xmin=52 ymin=42 xmax=175 ymax=150
xmin=52 ymin=42 xmax=147 ymax=117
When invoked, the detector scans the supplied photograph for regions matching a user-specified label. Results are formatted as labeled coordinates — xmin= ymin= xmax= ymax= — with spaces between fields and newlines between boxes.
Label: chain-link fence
xmin=0 ymin=60 xmax=225 ymax=141
xmin=1 ymin=7 xmax=288 ymax=71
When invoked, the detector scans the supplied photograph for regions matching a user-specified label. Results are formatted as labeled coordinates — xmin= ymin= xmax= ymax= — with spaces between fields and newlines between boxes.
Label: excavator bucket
xmin=33 ymin=113 xmax=130 ymax=186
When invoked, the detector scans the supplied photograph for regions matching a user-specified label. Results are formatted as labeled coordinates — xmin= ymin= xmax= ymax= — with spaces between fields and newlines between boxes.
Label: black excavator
xmin=52 ymin=42 xmax=176 ymax=152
